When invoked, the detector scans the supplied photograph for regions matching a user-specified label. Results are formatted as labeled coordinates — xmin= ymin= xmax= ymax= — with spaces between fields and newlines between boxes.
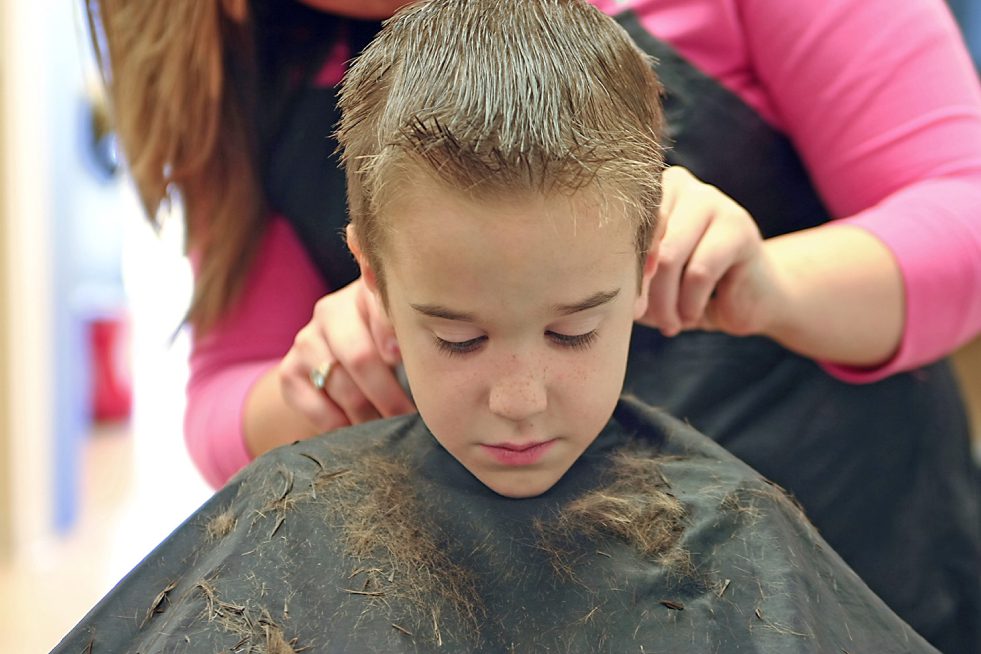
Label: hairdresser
xmin=88 ymin=0 xmax=980 ymax=651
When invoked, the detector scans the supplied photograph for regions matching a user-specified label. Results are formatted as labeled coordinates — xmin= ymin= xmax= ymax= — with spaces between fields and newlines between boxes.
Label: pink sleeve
xmin=185 ymin=216 xmax=328 ymax=488
xmin=739 ymin=0 xmax=981 ymax=381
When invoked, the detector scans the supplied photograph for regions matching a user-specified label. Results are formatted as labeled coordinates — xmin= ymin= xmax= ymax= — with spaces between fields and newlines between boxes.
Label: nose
xmin=488 ymin=365 xmax=548 ymax=423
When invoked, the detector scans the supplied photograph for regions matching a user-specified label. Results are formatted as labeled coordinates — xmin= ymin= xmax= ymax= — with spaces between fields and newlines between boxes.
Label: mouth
xmin=481 ymin=439 xmax=557 ymax=466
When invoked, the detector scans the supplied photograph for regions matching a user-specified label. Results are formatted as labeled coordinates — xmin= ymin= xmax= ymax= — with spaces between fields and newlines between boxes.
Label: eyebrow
xmin=410 ymin=289 xmax=620 ymax=322
xmin=553 ymin=289 xmax=621 ymax=315
xmin=410 ymin=303 xmax=478 ymax=322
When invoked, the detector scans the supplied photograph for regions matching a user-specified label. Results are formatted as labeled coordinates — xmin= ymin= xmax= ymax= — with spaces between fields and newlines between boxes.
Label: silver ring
xmin=309 ymin=361 xmax=335 ymax=391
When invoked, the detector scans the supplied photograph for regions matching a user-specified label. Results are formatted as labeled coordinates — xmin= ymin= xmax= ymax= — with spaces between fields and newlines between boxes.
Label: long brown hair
xmin=85 ymin=0 xmax=264 ymax=332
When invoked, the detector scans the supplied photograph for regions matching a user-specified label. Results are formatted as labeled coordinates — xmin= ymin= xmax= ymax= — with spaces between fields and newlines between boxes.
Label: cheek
xmin=399 ymin=338 xmax=486 ymax=430
xmin=552 ymin=329 xmax=632 ymax=408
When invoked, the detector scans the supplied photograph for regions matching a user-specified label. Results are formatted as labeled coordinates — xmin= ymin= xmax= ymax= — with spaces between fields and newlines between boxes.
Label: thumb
xmin=696 ymin=300 xmax=719 ymax=332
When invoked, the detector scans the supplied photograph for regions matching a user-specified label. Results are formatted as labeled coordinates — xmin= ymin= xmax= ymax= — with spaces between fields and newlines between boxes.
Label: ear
xmin=632 ymin=219 xmax=665 ymax=320
xmin=345 ymin=224 xmax=381 ymax=296
xmin=632 ymin=247 xmax=659 ymax=320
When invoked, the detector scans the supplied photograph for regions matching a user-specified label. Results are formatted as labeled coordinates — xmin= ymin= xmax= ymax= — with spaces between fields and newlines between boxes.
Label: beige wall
xmin=0 ymin=0 xmax=55 ymax=562
xmin=0 ymin=0 xmax=9 ymax=557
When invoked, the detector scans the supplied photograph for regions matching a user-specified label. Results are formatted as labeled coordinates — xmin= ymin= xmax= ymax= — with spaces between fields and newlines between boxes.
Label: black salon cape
xmin=54 ymin=397 xmax=937 ymax=653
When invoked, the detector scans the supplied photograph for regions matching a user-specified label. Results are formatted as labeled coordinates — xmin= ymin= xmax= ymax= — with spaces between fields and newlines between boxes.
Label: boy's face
xmin=363 ymin=182 xmax=657 ymax=498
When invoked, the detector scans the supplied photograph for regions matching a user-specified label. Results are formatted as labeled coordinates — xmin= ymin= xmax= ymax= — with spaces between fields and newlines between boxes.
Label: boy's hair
xmin=337 ymin=0 xmax=666 ymax=292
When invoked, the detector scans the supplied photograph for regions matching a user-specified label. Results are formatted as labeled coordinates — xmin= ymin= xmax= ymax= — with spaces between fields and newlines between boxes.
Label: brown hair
xmin=85 ymin=0 xmax=263 ymax=332
xmin=337 ymin=0 xmax=666 ymax=295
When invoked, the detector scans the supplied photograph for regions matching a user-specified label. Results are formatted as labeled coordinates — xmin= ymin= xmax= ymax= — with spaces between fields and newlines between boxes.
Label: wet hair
xmin=337 ymin=0 xmax=666 ymax=294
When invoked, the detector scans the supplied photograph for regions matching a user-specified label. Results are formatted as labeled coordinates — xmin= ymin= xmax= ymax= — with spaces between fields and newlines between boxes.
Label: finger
xmin=285 ymin=377 xmax=351 ymax=433
xmin=695 ymin=300 xmax=719 ymax=332
xmin=321 ymin=289 xmax=415 ymax=418
xmin=647 ymin=185 xmax=715 ymax=335
xmin=279 ymin=351 xmax=351 ymax=433
xmin=704 ymin=259 xmax=771 ymax=337
xmin=658 ymin=165 xmax=693 ymax=218
xmin=319 ymin=363 xmax=384 ymax=424
xmin=330 ymin=342 xmax=414 ymax=419
xmin=284 ymin=326 xmax=384 ymax=426
xmin=677 ymin=211 xmax=749 ymax=326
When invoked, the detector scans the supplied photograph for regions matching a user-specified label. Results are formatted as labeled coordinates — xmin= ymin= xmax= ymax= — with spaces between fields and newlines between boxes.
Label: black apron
xmin=52 ymin=398 xmax=941 ymax=653
xmin=261 ymin=10 xmax=979 ymax=653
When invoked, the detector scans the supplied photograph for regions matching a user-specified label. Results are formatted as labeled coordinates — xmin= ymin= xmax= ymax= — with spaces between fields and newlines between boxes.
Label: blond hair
xmin=85 ymin=0 xmax=263 ymax=331
xmin=337 ymin=0 xmax=665 ymax=292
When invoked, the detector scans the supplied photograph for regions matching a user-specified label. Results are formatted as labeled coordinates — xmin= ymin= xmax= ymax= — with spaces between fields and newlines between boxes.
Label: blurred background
xmin=0 ymin=1 xmax=979 ymax=652
xmin=0 ymin=2 xmax=213 ymax=652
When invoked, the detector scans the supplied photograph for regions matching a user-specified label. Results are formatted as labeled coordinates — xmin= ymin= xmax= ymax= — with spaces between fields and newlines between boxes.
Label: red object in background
xmin=90 ymin=315 xmax=132 ymax=422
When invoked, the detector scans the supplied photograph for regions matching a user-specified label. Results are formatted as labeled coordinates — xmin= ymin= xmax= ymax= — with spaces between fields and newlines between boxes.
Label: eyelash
xmin=433 ymin=330 xmax=598 ymax=357
xmin=433 ymin=336 xmax=485 ymax=357
xmin=548 ymin=330 xmax=599 ymax=351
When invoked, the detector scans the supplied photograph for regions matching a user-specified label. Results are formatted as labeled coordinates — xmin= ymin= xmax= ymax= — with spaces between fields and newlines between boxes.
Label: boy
xmin=336 ymin=0 xmax=664 ymax=500
xmin=54 ymin=1 xmax=940 ymax=651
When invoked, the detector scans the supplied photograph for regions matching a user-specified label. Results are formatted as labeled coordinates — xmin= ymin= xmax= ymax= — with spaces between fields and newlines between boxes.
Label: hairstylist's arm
xmin=298 ymin=0 xmax=409 ymax=19
xmin=736 ymin=0 xmax=981 ymax=377
xmin=640 ymin=166 xmax=903 ymax=368
xmin=245 ymin=276 xmax=414 ymax=458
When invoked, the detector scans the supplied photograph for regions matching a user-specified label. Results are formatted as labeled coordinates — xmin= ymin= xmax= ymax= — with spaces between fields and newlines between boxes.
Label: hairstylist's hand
xmin=638 ymin=166 xmax=786 ymax=338
xmin=278 ymin=277 xmax=414 ymax=433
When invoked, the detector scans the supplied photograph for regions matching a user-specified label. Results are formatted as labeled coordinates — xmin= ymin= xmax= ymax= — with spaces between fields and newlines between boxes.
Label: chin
xmin=483 ymin=473 xmax=559 ymax=499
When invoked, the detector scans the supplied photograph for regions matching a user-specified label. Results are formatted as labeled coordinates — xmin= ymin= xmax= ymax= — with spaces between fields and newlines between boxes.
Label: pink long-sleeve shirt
xmin=187 ymin=0 xmax=981 ymax=488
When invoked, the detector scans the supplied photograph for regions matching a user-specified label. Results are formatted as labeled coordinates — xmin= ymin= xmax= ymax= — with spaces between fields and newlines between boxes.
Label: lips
xmin=481 ymin=439 xmax=557 ymax=466
xmin=496 ymin=441 xmax=547 ymax=452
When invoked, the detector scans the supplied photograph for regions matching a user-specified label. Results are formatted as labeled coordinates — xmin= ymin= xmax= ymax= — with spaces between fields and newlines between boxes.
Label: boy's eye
xmin=547 ymin=330 xmax=598 ymax=351
xmin=433 ymin=335 xmax=486 ymax=357
xmin=433 ymin=330 xmax=598 ymax=358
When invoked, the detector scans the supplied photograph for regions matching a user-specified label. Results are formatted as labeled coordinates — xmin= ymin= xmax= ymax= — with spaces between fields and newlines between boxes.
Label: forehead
xmin=382 ymin=174 xmax=635 ymax=245
xmin=379 ymin=181 xmax=638 ymax=317
xmin=390 ymin=177 xmax=632 ymax=247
